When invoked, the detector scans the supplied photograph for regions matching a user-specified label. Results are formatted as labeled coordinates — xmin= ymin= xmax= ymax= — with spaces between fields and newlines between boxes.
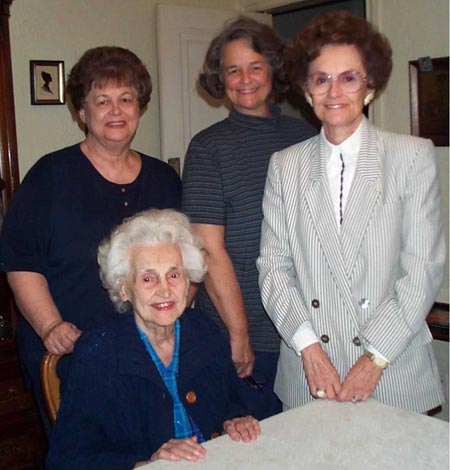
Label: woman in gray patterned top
xmin=257 ymin=11 xmax=445 ymax=413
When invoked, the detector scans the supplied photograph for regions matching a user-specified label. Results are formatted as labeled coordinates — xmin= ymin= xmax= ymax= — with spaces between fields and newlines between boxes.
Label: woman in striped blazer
xmin=257 ymin=11 xmax=445 ymax=413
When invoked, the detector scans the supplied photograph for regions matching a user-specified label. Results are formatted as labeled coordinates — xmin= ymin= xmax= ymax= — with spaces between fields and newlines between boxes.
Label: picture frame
xmin=30 ymin=60 xmax=65 ymax=105
xmin=409 ymin=56 xmax=449 ymax=146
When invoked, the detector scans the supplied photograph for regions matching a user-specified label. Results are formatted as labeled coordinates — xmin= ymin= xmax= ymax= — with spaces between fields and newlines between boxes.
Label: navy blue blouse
xmin=0 ymin=144 xmax=181 ymax=384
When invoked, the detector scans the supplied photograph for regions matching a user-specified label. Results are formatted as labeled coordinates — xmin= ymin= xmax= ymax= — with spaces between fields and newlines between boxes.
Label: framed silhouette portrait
xmin=30 ymin=60 xmax=65 ymax=105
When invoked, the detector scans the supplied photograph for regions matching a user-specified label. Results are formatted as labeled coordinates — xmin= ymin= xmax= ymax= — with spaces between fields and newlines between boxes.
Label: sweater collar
xmin=229 ymin=103 xmax=281 ymax=129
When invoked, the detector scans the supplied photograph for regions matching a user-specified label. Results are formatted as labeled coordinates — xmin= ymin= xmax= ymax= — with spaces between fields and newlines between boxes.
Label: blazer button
xmin=311 ymin=299 xmax=320 ymax=308
xmin=352 ymin=336 xmax=361 ymax=346
xmin=359 ymin=298 xmax=370 ymax=309
xmin=211 ymin=432 xmax=220 ymax=439
xmin=320 ymin=334 xmax=330 ymax=343
xmin=185 ymin=391 xmax=197 ymax=404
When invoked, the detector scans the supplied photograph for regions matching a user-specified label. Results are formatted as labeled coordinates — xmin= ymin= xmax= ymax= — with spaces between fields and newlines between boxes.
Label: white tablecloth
xmin=142 ymin=399 xmax=448 ymax=470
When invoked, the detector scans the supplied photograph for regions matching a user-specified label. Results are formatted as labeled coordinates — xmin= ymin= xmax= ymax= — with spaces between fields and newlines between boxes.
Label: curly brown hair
xmin=200 ymin=16 xmax=288 ymax=100
xmin=66 ymin=46 xmax=152 ymax=111
xmin=285 ymin=11 xmax=392 ymax=95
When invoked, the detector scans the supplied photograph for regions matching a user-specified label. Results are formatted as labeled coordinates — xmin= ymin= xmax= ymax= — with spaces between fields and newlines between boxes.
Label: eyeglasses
xmin=306 ymin=71 xmax=367 ymax=96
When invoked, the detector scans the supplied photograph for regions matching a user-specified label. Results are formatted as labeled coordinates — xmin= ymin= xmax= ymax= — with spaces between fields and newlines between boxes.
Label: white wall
xmin=9 ymin=0 xmax=239 ymax=178
xmin=367 ymin=0 xmax=449 ymax=303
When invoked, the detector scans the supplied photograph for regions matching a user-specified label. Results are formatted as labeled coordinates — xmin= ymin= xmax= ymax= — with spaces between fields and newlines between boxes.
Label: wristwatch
xmin=364 ymin=351 xmax=389 ymax=369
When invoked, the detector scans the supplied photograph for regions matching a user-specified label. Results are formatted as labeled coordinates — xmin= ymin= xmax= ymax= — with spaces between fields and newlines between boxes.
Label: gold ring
xmin=316 ymin=389 xmax=326 ymax=398
xmin=351 ymin=396 xmax=360 ymax=404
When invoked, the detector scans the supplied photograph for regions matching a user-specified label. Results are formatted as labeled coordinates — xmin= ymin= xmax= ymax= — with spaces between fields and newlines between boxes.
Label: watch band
xmin=364 ymin=350 xmax=389 ymax=369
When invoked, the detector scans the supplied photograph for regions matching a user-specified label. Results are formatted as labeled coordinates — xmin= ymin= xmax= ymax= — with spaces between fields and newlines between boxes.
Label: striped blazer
xmin=257 ymin=117 xmax=446 ymax=413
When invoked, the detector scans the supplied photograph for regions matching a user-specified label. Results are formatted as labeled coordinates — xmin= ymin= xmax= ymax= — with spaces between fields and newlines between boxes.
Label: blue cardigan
xmin=46 ymin=309 xmax=246 ymax=470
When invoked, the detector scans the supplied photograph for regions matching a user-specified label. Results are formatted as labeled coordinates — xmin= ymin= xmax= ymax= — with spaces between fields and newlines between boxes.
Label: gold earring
xmin=364 ymin=92 xmax=375 ymax=106
xmin=305 ymin=94 xmax=313 ymax=107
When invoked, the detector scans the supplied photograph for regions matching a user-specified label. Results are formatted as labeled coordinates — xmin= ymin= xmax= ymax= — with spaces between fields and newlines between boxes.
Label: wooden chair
xmin=40 ymin=352 xmax=62 ymax=424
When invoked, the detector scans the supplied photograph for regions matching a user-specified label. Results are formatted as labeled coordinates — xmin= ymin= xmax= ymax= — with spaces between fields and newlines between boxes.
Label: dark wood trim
xmin=0 ymin=0 xmax=18 ymax=343
xmin=0 ymin=0 xmax=13 ymax=17
xmin=0 ymin=0 xmax=19 ymax=211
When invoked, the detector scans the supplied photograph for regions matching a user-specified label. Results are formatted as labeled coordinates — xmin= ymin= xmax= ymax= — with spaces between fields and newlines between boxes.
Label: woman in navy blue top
xmin=46 ymin=209 xmax=259 ymax=470
xmin=0 ymin=46 xmax=181 ymax=433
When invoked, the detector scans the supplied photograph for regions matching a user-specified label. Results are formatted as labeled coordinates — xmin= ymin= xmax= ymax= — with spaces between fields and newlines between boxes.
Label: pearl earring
xmin=305 ymin=94 xmax=313 ymax=107
xmin=364 ymin=92 xmax=375 ymax=106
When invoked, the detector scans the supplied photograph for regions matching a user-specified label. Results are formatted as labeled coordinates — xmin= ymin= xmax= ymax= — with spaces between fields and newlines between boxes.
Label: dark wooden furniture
xmin=425 ymin=302 xmax=448 ymax=416
xmin=426 ymin=302 xmax=449 ymax=342
xmin=0 ymin=1 xmax=47 ymax=468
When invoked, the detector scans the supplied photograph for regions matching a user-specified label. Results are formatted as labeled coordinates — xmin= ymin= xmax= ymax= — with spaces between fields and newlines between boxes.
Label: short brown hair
xmin=66 ymin=46 xmax=152 ymax=111
xmin=200 ymin=16 xmax=288 ymax=99
xmin=285 ymin=11 xmax=392 ymax=95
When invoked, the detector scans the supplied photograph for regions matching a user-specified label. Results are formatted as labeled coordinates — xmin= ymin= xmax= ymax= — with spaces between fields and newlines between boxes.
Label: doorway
xmin=271 ymin=0 xmax=365 ymax=42
xmin=268 ymin=0 xmax=366 ymax=128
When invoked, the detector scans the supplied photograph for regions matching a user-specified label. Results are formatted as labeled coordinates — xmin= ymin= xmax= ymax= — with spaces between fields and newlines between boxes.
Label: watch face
xmin=373 ymin=356 xmax=388 ymax=368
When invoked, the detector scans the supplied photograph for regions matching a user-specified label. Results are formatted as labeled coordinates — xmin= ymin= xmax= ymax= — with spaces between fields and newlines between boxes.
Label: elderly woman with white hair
xmin=46 ymin=209 xmax=260 ymax=470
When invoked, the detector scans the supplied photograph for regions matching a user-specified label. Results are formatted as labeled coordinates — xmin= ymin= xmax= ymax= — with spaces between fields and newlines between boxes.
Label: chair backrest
xmin=40 ymin=352 xmax=62 ymax=424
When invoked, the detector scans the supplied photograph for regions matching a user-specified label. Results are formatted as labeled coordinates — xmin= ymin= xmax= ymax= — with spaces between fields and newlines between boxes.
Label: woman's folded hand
xmin=150 ymin=436 xmax=206 ymax=463
xmin=223 ymin=416 xmax=260 ymax=442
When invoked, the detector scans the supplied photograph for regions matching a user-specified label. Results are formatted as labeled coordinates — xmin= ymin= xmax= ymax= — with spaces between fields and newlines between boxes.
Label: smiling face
xmin=120 ymin=243 xmax=189 ymax=335
xmin=79 ymin=82 xmax=141 ymax=149
xmin=222 ymin=39 xmax=273 ymax=117
xmin=307 ymin=44 xmax=373 ymax=144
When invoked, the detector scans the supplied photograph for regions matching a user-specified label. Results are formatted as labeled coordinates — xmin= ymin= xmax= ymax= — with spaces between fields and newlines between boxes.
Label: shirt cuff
xmin=292 ymin=321 xmax=319 ymax=356
xmin=365 ymin=344 xmax=390 ymax=363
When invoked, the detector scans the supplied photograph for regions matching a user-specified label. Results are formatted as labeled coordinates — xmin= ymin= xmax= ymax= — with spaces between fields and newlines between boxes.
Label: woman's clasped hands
xmin=302 ymin=343 xmax=383 ymax=403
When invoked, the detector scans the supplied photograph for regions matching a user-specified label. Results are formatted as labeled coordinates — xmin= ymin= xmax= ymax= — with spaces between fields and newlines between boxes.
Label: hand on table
xmin=301 ymin=342 xmax=342 ymax=399
xmin=337 ymin=354 xmax=383 ymax=403
xmin=149 ymin=436 xmax=206 ymax=463
xmin=224 ymin=416 xmax=260 ymax=442
xmin=230 ymin=335 xmax=255 ymax=378
xmin=43 ymin=320 xmax=81 ymax=355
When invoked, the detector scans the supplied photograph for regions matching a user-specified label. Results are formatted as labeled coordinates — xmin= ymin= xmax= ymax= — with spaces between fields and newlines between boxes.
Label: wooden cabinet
xmin=0 ymin=1 xmax=47 ymax=468
xmin=0 ymin=341 xmax=46 ymax=468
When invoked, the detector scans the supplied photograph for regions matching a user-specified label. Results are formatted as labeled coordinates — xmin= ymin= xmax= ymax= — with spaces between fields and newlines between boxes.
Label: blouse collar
xmin=322 ymin=120 xmax=363 ymax=163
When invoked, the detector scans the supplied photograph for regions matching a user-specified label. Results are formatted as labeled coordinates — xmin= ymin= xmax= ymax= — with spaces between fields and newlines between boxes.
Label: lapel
xmin=304 ymin=138 xmax=342 ymax=267
xmin=304 ymin=139 xmax=359 ymax=326
xmin=341 ymin=118 xmax=383 ymax=275
xmin=178 ymin=310 xmax=219 ymax=382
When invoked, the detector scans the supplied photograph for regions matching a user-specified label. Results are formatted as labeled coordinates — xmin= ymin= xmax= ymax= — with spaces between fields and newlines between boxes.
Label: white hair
xmin=98 ymin=209 xmax=207 ymax=313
